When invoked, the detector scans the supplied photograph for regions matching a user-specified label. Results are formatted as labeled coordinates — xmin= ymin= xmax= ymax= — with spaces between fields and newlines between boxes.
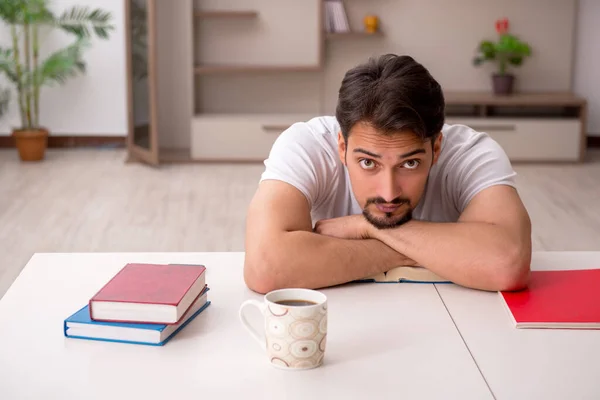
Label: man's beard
xmin=362 ymin=196 xmax=413 ymax=229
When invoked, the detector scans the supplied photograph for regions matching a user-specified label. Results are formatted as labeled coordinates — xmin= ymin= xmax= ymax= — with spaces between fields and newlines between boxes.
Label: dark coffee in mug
xmin=274 ymin=299 xmax=318 ymax=306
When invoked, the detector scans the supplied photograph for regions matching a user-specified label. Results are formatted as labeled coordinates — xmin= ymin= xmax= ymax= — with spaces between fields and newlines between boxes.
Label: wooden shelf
xmin=194 ymin=10 xmax=258 ymax=19
xmin=326 ymin=31 xmax=383 ymax=39
xmin=444 ymin=91 xmax=587 ymax=107
xmin=194 ymin=64 xmax=320 ymax=74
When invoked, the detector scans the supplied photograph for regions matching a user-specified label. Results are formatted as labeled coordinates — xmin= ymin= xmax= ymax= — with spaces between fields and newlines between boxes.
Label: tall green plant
xmin=0 ymin=0 xmax=113 ymax=130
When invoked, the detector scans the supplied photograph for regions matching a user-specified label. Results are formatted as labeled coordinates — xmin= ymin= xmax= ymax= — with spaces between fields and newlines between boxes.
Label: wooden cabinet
xmin=444 ymin=92 xmax=587 ymax=162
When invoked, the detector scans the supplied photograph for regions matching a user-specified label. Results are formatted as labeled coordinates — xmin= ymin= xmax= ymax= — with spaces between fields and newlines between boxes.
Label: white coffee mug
xmin=239 ymin=288 xmax=327 ymax=370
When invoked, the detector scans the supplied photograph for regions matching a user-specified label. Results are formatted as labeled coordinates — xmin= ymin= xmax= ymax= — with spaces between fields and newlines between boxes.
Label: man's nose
xmin=378 ymin=170 xmax=401 ymax=202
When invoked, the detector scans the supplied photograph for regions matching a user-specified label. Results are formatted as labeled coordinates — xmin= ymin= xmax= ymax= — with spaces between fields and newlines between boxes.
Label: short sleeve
xmin=448 ymin=133 xmax=518 ymax=213
xmin=260 ymin=122 xmax=336 ymax=210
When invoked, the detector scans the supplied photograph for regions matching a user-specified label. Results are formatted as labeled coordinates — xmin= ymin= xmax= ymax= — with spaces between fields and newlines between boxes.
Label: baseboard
xmin=0 ymin=135 xmax=125 ymax=148
xmin=587 ymin=136 xmax=600 ymax=148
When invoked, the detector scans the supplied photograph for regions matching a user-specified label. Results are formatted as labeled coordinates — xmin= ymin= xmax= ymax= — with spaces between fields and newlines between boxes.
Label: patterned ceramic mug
xmin=239 ymin=288 xmax=327 ymax=370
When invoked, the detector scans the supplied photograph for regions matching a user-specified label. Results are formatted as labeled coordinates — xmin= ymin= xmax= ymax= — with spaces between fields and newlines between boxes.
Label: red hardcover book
xmin=499 ymin=269 xmax=600 ymax=329
xmin=89 ymin=263 xmax=206 ymax=324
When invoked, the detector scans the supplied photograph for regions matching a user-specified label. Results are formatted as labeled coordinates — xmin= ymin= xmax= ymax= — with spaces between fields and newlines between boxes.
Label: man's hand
xmin=314 ymin=215 xmax=374 ymax=240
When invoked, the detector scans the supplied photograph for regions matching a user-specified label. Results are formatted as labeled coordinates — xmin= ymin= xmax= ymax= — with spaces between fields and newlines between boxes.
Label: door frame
xmin=125 ymin=0 xmax=160 ymax=165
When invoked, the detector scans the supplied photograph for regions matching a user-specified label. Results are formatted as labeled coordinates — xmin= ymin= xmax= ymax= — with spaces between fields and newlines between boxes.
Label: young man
xmin=244 ymin=54 xmax=532 ymax=294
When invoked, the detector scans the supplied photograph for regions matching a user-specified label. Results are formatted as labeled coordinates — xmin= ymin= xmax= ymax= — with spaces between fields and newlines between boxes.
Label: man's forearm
xmin=245 ymin=231 xmax=414 ymax=293
xmin=370 ymin=220 xmax=531 ymax=291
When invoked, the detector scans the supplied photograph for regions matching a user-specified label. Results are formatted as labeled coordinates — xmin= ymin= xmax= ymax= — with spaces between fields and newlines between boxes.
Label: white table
xmin=0 ymin=252 xmax=491 ymax=400
xmin=437 ymin=251 xmax=600 ymax=400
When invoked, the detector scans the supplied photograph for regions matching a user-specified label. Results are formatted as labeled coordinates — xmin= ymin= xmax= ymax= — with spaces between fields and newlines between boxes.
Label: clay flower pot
xmin=12 ymin=127 xmax=49 ymax=162
xmin=492 ymin=73 xmax=515 ymax=95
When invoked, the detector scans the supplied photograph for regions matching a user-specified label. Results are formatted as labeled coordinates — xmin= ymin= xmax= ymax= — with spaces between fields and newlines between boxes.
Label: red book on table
xmin=89 ymin=263 xmax=206 ymax=325
xmin=499 ymin=269 xmax=600 ymax=329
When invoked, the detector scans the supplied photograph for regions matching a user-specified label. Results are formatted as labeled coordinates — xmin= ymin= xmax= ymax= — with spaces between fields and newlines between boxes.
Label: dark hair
xmin=335 ymin=54 xmax=445 ymax=143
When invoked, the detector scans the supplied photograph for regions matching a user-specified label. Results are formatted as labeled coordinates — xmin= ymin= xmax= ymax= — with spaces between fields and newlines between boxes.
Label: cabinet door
xmin=196 ymin=0 xmax=321 ymax=67
xmin=125 ymin=0 xmax=160 ymax=165
xmin=445 ymin=118 xmax=582 ymax=161
xmin=191 ymin=114 xmax=315 ymax=160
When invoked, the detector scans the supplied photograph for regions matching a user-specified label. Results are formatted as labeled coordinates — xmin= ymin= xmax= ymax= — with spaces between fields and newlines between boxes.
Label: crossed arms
xmin=243 ymin=180 xmax=532 ymax=294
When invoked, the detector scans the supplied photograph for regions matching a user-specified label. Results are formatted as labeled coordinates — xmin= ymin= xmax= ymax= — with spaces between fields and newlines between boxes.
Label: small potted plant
xmin=0 ymin=0 xmax=113 ymax=161
xmin=473 ymin=18 xmax=532 ymax=95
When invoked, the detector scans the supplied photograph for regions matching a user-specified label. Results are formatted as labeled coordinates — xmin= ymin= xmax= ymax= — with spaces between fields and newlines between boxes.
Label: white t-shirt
xmin=260 ymin=116 xmax=517 ymax=225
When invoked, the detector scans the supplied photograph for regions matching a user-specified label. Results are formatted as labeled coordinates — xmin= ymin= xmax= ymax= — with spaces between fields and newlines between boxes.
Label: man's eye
xmin=403 ymin=160 xmax=420 ymax=169
xmin=359 ymin=159 xmax=376 ymax=169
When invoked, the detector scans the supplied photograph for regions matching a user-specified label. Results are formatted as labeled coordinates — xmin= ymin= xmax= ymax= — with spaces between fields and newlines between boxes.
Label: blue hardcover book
xmin=354 ymin=266 xmax=452 ymax=284
xmin=64 ymin=288 xmax=210 ymax=346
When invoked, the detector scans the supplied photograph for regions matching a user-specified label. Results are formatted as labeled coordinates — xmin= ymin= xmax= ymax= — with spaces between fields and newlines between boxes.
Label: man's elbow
xmin=495 ymin=267 xmax=529 ymax=292
xmin=243 ymin=252 xmax=279 ymax=295
xmin=493 ymin=245 xmax=531 ymax=291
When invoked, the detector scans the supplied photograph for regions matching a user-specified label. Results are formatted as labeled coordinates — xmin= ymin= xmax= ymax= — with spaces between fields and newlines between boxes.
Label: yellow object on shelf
xmin=363 ymin=15 xmax=379 ymax=34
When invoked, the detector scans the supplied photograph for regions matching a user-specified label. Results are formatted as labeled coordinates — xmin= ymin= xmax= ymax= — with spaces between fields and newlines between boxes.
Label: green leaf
xmin=0 ymin=87 xmax=9 ymax=118
xmin=508 ymin=56 xmax=523 ymax=66
xmin=0 ymin=0 xmax=53 ymax=25
xmin=54 ymin=6 xmax=114 ymax=39
xmin=478 ymin=40 xmax=496 ymax=59
xmin=26 ymin=38 xmax=90 ymax=88
xmin=0 ymin=46 xmax=18 ymax=83
xmin=495 ymin=33 xmax=531 ymax=58
xmin=0 ymin=0 xmax=28 ymax=24
xmin=23 ymin=0 xmax=53 ymax=24
xmin=472 ymin=57 xmax=485 ymax=66
xmin=496 ymin=34 xmax=516 ymax=52
xmin=519 ymin=43 xmax=532 ymax=57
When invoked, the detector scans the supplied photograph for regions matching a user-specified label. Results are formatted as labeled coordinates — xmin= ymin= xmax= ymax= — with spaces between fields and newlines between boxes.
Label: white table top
xmin=437 ymin=251 xmax=600 ymax=400
xmin=0 ymin=252 xmax=491 ymax=400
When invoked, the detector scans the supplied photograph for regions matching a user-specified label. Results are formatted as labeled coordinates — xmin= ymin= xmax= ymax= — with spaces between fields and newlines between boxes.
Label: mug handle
xmin=239 ymin=299 xmax=267 ymax=350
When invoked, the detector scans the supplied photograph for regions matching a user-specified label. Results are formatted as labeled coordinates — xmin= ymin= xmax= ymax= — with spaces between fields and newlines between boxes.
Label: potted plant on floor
xmin=473 ymin=18 xmax=532 ymax=95
xmin=0 ymin=0 xmax=114 ymax=161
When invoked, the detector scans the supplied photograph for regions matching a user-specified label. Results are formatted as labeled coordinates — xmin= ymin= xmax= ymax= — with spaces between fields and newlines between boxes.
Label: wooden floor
xmin=1 ymin=148 xmax=599 ymax=299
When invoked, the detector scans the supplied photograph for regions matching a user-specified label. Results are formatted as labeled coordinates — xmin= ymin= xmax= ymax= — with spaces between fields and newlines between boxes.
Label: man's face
xmin=338 ymin=122 xmax=442 ymax=229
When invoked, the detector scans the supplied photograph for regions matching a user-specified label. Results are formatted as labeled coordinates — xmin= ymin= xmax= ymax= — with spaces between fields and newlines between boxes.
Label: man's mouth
xmin=375 ymin=204 xmax=401 ymax=213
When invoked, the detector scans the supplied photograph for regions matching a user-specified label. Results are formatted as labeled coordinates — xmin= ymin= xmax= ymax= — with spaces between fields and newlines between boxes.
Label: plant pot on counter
xmin=12 ymin=128 xmax=49 ymax=162
xmin=492 ymin=73 xmax=515 ymax=95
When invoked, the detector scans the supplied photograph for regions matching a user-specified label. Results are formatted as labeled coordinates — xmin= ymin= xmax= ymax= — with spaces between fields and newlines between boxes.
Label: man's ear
xmin=337 ymin=131 xmax=347 ymax=165
xmin=432 ymin=132 xmax=443 ymax=165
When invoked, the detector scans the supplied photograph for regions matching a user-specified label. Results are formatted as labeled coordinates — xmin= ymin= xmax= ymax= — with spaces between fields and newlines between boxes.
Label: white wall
xmin=322 ymin=0 xmax=577 ymax=113
xmin=573 ymin=0 xmax=600 ymax=136
xmin=0 ymin=0 xmax=127 ymax=136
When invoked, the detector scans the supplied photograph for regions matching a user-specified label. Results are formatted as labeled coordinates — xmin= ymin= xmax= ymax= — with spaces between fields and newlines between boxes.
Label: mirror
xmin=129 ymin=0 xmax=150 ymax=149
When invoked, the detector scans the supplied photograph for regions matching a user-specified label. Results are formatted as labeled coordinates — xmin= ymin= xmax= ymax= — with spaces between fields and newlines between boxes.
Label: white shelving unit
xmin=191 ymin=0 xmax=322 ymax=161
xmin=125 ymin=0 xmax=584 ymax=164
xmin=190 ymin=0 xmax=388 ymax=161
